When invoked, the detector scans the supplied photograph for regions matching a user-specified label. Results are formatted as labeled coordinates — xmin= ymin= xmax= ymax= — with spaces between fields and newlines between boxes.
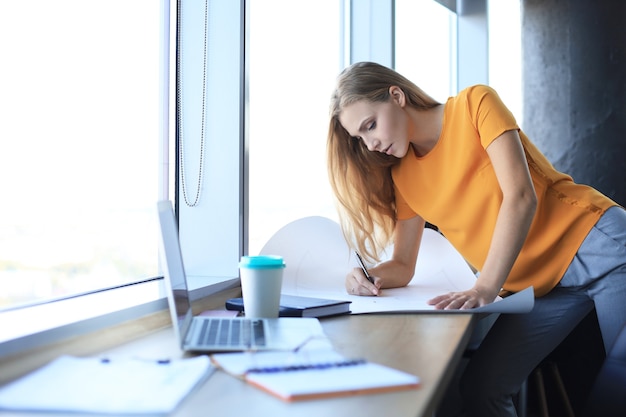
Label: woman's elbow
xmin=525 ymin=187 xmax=538 ymax=212
xmin=503 ymin=186 xmax=537 ymax=219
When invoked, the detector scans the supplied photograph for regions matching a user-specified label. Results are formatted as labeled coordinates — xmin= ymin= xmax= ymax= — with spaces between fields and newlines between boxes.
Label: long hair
xmin=327 ymin=62 xmax=440 ymax=262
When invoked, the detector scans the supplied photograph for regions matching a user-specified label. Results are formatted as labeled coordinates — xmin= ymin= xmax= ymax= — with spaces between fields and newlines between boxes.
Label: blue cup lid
xmin=239 ymin=255 xmax=286 ymax=269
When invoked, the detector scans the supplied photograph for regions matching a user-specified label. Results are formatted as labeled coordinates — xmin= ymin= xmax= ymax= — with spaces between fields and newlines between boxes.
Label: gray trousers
xmin=444 ymin=206 xmax=626 ymax=417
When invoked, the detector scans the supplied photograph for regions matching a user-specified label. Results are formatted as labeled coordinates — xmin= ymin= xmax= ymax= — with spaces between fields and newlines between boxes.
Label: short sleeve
xmin=394 ymin=184 xmax=417 ymax=220
xmin=466 ymin=85 xmax=519 ymax=149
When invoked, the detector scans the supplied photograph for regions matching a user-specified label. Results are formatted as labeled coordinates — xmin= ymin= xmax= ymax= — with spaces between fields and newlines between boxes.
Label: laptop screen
xmin=157 ymin=201 xmax=194 ymax=344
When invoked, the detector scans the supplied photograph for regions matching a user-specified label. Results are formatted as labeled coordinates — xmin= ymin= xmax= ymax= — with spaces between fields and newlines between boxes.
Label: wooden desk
xmin=126 ymin=314 xmax=474 ymax=417
xmin=2 ymin=314 xmax=475 ymax=417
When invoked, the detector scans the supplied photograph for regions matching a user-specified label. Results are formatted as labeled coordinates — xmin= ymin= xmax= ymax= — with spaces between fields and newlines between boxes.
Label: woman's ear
xmin=389 ymin=86 xmax=406 ymax=107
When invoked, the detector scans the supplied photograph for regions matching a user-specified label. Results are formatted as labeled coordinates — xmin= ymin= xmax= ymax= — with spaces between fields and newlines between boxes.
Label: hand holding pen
xmin=354 ymin=251 xmax=374 ymax=284
xmin=350 ymin=251 xmax=379 ymax=296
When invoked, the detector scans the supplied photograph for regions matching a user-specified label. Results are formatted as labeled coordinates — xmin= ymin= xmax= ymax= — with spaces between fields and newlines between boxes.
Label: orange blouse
xmin=392 ymin=85 xmax=617 ymax=296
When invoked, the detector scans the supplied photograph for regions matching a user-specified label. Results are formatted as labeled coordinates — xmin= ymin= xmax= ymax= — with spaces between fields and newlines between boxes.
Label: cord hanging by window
xmin=176 ymin=0 xmax=210 ymax=207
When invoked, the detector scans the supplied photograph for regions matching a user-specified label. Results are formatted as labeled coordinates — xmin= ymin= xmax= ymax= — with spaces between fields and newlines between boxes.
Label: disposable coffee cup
xmin=238 ymin=255 xmax=286 ymax=318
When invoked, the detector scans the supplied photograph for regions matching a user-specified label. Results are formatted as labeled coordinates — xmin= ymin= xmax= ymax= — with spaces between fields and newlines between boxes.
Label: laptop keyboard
xmin=197 ymin=318 xmax=266 ymax=348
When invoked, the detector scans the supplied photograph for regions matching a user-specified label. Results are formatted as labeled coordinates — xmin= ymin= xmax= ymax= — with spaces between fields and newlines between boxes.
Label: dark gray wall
xmin=522 ymin=0 xmax=626 ymax=205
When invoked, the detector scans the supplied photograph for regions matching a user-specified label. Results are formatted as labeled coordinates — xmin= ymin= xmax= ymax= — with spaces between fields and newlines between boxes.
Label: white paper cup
xmin=239 ymin=255 xmax=285 ymax=318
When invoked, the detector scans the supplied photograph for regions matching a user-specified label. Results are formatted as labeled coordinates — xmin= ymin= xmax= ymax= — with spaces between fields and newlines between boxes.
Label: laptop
xmin=156 ymin=200 xmax=325 ymax=352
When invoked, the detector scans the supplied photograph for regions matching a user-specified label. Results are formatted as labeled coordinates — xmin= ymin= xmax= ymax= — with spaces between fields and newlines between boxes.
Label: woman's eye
xmin=367 ymin=121 xmax=376 ymax=131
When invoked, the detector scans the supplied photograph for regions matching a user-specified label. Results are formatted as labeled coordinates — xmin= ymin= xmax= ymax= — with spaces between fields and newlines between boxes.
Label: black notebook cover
xmin=225 ymin=295 xmax=351 ymax=318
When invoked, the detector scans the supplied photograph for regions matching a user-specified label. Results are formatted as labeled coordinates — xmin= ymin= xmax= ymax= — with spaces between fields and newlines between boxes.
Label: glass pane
xmin=488 ymin=0 xmax=522 ymax=121
xmin=0 ymin=1 xmax=162 ymax=309
xmin=395 ymin=0 xmax=456 ymax=102
xmin=248 ymin=0 xmax=341 ymax=254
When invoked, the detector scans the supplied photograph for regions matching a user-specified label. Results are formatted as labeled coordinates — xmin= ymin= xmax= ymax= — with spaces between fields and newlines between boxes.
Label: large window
xmin=247 ymin=0 xmax=341 ymax=254
xmin=395 ymin=0 xmax=457 ymax=102
xmin=488 ymin=0 xmax=522 ymax=121
xmin=0 ymin=1 xmax=162 ymax=310
xmin=0 ymin=0 xmax=524 ymax=351
xmin=395 ymin=0 xmax=522 ymax=119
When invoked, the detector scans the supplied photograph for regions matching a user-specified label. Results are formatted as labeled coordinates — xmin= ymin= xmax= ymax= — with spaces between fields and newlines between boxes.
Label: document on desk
xmin=0 ymin=355 xmax=213 ymax=414
xmin=211 ymin=349 xmax=420 ymax=402
xmin=261 ymin=216 xmax=534 ymax=314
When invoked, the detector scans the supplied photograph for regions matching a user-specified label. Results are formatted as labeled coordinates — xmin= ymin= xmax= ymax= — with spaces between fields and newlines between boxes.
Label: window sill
xmin=0 ymin=279 xmax=165 ymax=348
xmin=0 ymin=277 xmax=240 ymax=385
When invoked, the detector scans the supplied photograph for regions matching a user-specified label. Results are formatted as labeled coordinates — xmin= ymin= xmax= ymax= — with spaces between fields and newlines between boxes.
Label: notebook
xmin=211 ymin=350 xmax=420 ymax=402
xmin=157 ymin=200 xmax=325 ymax=352
xmin=225 ymin=294 xmax=351 ymax=318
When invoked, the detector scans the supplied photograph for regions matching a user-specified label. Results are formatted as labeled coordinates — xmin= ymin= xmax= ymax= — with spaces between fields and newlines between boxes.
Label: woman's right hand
xmin=345 ymin=267 xmax=381 ymax=296
xmin=345 ymin=215 xmax=425 ymax=297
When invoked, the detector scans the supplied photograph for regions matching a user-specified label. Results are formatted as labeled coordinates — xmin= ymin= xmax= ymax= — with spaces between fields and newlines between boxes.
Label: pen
xmin=354 ymin=251 xmax=375 ymax=284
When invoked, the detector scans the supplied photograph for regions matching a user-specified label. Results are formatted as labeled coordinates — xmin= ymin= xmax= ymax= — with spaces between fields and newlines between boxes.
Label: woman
xmin=327 ymin=61 xmax=626 ymax=417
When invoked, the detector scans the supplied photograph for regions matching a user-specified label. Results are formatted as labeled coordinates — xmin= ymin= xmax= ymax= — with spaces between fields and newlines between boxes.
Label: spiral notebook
xmin=210 ymin=349 xmax=420 ymax=402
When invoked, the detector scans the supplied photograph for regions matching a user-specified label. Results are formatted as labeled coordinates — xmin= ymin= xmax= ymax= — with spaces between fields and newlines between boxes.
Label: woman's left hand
xmin=427 ymin=287 xmax=497 ymax=310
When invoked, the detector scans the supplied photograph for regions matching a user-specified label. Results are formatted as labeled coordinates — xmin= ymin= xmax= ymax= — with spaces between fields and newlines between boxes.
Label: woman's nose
xmin=365 ymin=138 xmax=381 ymax=152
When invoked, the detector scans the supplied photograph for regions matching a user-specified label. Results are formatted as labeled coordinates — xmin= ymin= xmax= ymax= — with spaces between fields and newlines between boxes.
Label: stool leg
xmin=548 ymin=362 xmax=575 ymax=417
xmin=534 ymin=367 xmax=550 ymax=417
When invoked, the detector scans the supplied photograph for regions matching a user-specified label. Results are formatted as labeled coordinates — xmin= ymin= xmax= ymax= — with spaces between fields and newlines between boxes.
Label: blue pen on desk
xmin=354 ymin=251 xmax=375 ymax=284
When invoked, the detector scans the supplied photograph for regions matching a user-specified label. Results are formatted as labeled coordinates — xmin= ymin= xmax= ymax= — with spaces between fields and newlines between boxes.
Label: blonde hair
xmin=327 ymin=62 xmax=440 ymax=262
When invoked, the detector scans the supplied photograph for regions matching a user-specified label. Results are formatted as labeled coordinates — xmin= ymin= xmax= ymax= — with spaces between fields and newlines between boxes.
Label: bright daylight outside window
xmin=248 ymin=0 xmax=341 ymax=255
xmin=395 ymin=0 xmax=456 ymax=103
xmin=0 ymin=1 xmax=161 ymax=310
xmin=395 ymin=0 xmax=522 ymax=120
xmin=488 ymin=0 xmax=522 ymax=122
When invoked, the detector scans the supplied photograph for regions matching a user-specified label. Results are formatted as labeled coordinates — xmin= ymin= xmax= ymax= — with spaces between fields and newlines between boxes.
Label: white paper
xmin=0 ymin=355 xmax=213 ymax=414
xmin=261 ymin=216 xmax=534 ymax=314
